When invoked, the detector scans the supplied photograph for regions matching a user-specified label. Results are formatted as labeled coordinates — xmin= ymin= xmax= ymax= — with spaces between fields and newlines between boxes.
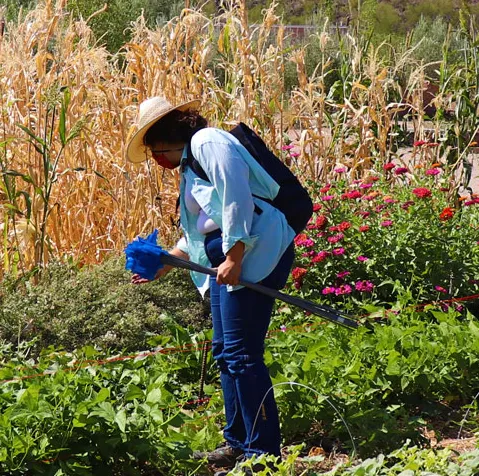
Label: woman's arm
xmin=216 ymin=240 xmax=245 ymax=285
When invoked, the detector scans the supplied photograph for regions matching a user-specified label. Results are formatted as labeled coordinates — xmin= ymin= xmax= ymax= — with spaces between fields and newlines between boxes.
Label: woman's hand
xmin=216 ymin=241 xmax=245 ymax=285
xmin=130 ymin=246 xmax=189 ymax=285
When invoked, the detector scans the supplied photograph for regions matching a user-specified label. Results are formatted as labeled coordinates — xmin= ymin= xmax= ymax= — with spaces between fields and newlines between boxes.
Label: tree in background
xmin=66 ymin=0 xmax=184 ymax=52
xmin=1 ymin=0 xmax=36 ymax=21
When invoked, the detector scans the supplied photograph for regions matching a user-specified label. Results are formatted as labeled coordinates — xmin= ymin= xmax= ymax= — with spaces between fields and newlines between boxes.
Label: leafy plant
xmin=0 ymin=256 xmax=210 ymax=351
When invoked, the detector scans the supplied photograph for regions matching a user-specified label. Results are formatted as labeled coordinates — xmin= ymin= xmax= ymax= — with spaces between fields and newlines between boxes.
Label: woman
xmin=127 ymin=97 xmax=296 ymax=473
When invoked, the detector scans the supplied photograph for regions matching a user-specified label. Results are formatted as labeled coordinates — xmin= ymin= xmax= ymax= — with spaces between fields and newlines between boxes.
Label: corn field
xmin=0 ymin=0 xmax=477 ymax=278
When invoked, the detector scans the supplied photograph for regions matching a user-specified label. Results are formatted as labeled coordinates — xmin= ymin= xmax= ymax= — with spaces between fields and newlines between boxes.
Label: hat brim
xmin=126 ymin=99 xmax=201 ymax=164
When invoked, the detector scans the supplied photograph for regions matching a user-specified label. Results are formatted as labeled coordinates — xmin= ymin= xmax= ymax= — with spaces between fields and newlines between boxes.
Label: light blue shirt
xmin=176 ymin=127 xmax=296 ymax=296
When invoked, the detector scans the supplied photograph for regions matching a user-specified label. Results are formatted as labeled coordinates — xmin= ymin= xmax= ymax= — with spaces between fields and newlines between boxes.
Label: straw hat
xmin=126 ymin=96 xmax=201 ymax=163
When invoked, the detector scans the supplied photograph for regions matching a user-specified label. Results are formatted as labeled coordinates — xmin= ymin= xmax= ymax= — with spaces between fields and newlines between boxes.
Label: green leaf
xmin=114 ymin=409 xmax=127 ymax=432
xmin=16 ymin=124 xmax=47 ymax=149
xmin=125 ymin=384 xmax=144 ymax=401
xmin=89 ymin=401 xmax=116 ymax=424
xmin=93 ymin=387 xmax=110 ymax=404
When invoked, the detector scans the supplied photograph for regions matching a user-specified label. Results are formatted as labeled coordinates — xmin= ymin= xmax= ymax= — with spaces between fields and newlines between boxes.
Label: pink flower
xmin=412 ymin=187 xmax=432 ymax=198
xmin=360 ymin=183 xmax=373 ymax=189
xmin=381 ymin=220 xmax=393 ymax=227
xmin=355 ymin=280 xmax=374 ymax=292
xmin=401 ymin=200 xmax=415 ymax=210
xmin=384 ymin=198 xmax=397 ymax=204
xmin=280 ymin=325 xmax=287 ymax=332
xmin=394 ymin=167 xmax=408 ymax=175
xmin=434 ymin=285 xmax=448 ymax=293
xmin=337 ymin=271 xmax=351 ymax=279
xmin=294 ymin=234 xmax=315 ymax=247
xmin=290 ymin=152 xmax=300 ymax=158
xmin=281 ymin=144 xmax=294 ymax=151
xmin=426 ymin=168 xmax=441 ymax=176
xmin=335 ymin=284 xmax=352 ymax=295
xmin=327 ymin=233 xmax=345 ymax=243
xmin=334 ymin=167 xmax=347 ymax=173
xmin=322 ymin=195 xmax=335 ymax=201
xmin=322 ymin=286 xmax=336 ymax=295
xmin=332 ymin=247 xmax=345 ymax=256
xmin=357 ymin=255 xmax=369 ymax=262
xmin=383 ymin=162 xmax=396 ymax=170
xmin=464 ymin=198 xmax=479 ymax=206
xmin=357 ymin=211 xmax=371 ymax=218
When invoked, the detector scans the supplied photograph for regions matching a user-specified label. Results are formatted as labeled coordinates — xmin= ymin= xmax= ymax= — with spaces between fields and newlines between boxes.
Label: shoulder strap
xmin=185 ymin=143 xmax=210 ymax=182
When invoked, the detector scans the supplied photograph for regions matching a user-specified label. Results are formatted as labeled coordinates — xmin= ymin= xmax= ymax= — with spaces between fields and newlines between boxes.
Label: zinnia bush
xmin=289 ymin=166 xmax=479 ymax=313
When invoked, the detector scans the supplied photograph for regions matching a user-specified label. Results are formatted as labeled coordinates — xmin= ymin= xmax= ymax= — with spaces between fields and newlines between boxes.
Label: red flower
xmin=338 ymin=221 xmax=351 ymax=232
xmin=320 ymin=184 xmax=331 ymax=194
xmin=439 ymin=207 xmax=455 ymax=221
xmin=315 ymin=215 xmax=328 ymax=229
xmin=341 ymin=190 xmax=362 ymax=200
xmin=412 ymin=187 xmax=432 ymax=198
xmin=359 ymin=225 xmax=370 ymax=232
xmin=413 ymin=140 xmax=428 ymax=147
xmin=313 ymin=203 xmax=322 ymax=212
xmin=312 ymin=250 xmax=330 ymax=263
xmin=292 ymin=267 xmax=308 ymax=281
xmin=383 ymin=162 xmax=396 ymax=170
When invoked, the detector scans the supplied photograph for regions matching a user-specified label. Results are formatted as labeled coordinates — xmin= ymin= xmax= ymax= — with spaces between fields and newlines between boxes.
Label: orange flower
xmin=439 ymin=207 xmax=455 ymax=221
xmin=459 ymin=196 xmax=469 ymax=201
xmin=414 ymin=164 xmax=424 ymax=169
xmin=431 ymin=163 xmax=442 ymax=168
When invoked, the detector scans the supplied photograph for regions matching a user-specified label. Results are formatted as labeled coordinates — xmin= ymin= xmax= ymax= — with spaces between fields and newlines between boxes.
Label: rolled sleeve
xmin=176 ymin=236 xmax=188 ymax=254
xmin=191 ymin=132 xmax=257 ymax=255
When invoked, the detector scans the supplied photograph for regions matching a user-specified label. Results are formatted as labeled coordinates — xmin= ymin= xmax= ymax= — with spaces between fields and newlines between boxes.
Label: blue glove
xmin=124 ymin=230 xmax=169 ymax=280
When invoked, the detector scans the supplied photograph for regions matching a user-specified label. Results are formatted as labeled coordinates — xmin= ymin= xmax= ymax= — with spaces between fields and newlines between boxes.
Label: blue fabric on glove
xmin=124 ymin=230 xmax=169 ymax=280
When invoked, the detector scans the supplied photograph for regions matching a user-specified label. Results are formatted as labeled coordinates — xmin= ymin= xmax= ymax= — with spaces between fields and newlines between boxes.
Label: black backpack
xmin=186 ymin=123 xmax=313 ymax=235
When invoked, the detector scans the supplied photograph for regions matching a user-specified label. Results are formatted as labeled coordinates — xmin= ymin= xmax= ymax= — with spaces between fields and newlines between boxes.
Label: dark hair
xmin=143 ymin=109 xmax=207 ymax=146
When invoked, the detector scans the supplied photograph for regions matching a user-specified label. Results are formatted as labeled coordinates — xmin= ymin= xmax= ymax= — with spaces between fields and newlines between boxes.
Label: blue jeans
xmin=205 ymin=230 xmax=294 ymax=457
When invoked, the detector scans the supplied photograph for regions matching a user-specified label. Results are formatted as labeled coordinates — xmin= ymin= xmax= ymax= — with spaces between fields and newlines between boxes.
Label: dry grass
xmin=0 ymin=0 xmax=442 ymax=277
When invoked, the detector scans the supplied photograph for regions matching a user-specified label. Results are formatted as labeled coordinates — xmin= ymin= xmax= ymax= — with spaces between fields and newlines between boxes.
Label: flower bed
xmin=289 ymin=163 xmax=479 ymax=314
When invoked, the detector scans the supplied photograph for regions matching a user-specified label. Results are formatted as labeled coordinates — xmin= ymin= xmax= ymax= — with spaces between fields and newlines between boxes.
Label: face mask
xmin=151 ymin=152 xmax=177 ymax=169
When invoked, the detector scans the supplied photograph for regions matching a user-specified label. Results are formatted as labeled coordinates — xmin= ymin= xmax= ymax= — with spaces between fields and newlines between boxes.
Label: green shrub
xmin=0 ymin=256 xmax=210 ymax=351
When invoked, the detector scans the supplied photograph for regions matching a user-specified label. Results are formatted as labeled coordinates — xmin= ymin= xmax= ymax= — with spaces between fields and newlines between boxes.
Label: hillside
xmin=244 ymin=0 xmax=479 ymax=30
